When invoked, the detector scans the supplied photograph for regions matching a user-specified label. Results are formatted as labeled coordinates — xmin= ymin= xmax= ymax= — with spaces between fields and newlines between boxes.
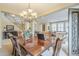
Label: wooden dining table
xmin=18 ymin=36 xmax=53 ymax=56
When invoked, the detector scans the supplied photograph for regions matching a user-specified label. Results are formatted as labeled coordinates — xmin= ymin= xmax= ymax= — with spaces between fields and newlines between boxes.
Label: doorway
xmin=69 ymin=8 xmax=79 ymax=56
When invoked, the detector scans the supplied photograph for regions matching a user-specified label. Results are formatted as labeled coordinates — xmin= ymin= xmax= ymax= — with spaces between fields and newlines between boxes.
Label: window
xmin=57 ymin=23 xmax=64 ymax=31
xmin=50 ymin=21 xmax=68 ymax=32
xmin=51 ymin=23 xmax=57 ymax=32
xmin=65 ymin=22 xmax=68 ymax=33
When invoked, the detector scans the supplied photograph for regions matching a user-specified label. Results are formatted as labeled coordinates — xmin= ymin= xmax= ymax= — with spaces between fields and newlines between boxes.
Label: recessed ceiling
xmin=0 ymin=3 xmax=76 ymax=17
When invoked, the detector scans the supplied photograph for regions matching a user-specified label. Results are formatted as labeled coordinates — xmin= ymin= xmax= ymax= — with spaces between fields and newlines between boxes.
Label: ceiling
xmin=0 ymin=3 xmax=76 ymax=17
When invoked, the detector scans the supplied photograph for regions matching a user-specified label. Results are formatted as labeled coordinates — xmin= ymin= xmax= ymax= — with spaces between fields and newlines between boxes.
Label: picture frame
xmin=6 ymin=25 xmax=14 ymax=31
xmin=42 ymin=24 xmax=45 ymax=31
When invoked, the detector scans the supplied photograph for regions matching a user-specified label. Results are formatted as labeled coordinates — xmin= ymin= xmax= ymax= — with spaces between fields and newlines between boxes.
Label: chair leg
xmin=52 ymin=46 xmax=56 ymax=56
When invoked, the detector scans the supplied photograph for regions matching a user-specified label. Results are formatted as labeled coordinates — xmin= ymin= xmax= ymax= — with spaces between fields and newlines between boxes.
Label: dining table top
xmin=18 ymin=36 xmax=53 ymax=56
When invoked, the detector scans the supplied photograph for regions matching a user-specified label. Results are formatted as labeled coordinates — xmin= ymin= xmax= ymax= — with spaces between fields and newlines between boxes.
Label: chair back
xmin=8 ymin=32 xmax=22 ymax=56
xmin=11 ymin=37 xmax=21 ymax=56
xmin=53 ymin=38 xmax=62 ymax=56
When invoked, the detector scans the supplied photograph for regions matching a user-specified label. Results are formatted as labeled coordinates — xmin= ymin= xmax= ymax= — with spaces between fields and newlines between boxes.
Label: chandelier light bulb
xmin=19 ymin=13 xmax=24 ymax=17
xmin=28 ymin=16 xmax=32 ymax=19
xmin=31 ymin=12 xmax=37 ymax=16
xmin=19 ymin=9 xmax=37 ymax=20
xmin=11 ymin=14 xmax=15 ymax=17
xmin=28 ymin=9 xmax=33 ymax=13
xmin=22 ymin=11 xmax=27 ymax=15
xmin=34 ymin=15 xmax=37 ymax=18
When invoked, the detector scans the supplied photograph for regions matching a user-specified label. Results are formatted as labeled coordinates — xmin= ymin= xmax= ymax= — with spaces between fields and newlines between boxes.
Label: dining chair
xmin=10 ymin=36 xmax=22 ymax=56
xmin=10 ymin=33 xmax=28 ymax=56
xmin=53 ymin=38 xmax=62 ymax=56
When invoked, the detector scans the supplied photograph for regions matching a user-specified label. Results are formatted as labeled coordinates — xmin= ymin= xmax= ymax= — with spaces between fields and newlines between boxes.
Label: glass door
xmin=69 ymin=8 xmax=79 ymax=56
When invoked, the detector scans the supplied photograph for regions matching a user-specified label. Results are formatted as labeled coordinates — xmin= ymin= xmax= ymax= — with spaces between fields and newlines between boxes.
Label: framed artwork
xmin=42 ymin=24 xmax=45 ymax=31
xmin=6 ymin=25 xmax=14 ymax=31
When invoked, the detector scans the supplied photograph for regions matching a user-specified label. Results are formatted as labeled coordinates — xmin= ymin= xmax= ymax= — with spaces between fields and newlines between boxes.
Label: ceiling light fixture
xmin=19 ymin=3 xmax=37 ymax=22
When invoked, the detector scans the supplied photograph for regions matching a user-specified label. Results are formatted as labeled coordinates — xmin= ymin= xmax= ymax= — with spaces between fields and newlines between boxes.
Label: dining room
xmin=0 ymin=3 xmax=79 ymax=56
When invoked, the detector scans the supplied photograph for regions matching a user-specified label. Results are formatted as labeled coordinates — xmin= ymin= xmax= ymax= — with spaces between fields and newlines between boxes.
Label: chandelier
xmin=19 ymin=3 xmax=37 ymax=22
xmin=19 ymin=3 xmax=37 ymax=47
